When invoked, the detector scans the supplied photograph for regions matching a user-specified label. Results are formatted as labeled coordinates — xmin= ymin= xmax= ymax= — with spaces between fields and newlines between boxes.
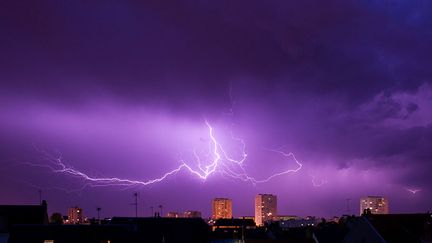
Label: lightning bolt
xmin=25 ymin=121 xmax=302 ymax=189
xmin=406 ymin=188 xmax=421 ymax=194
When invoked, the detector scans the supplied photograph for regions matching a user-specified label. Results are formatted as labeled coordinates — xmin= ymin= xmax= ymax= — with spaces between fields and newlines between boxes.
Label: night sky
xmin=1 ymin=0 xmax=432 ymax=219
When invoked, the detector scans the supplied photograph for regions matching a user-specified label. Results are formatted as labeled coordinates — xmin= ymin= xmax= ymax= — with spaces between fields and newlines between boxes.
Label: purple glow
xmin=0 ymin=0 xmax=431 ymax=219
xmin=24 ymin=120 xmax=302 ymax=189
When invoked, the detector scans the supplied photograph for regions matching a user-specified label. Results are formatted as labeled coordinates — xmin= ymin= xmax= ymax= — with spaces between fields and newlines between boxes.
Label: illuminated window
xmin=44 ymin=240 xmax=54 ymax=243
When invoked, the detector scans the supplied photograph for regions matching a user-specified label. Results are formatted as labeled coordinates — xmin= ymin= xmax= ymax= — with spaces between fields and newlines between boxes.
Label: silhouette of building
xmin=236 ymin=216 xmax=254 ymax=221
xmin=342 ymin=213 xmax=432 ymax=243
xmin=0 ymin=202 xmax=214 ymax=243
xmin=360 ymin=196 xmax=389 ymax=215
xmin=212 ymin=198 xmax=232 ymax=219
xmin=7 ymin=217 xmax=211 ymax=243
xmin=211 ymin=218 xmax=256 ymax=241
xmin=0 ymin=201 xmax=49 ymax=243
xmin=166 ymin=212 xmax=180 ymax=218
xmin=255 ymin=194 xmax=277 ymax=226
xmin=279 ymin=216 xmax=318 ymax=229
xmin=184 ymin=211 xmax=202 ymax=218
xmin=278 ymin=215 xmax=297 ymax=221
xmin=212 ymin=218 xmax=256 ymax=231
xmin=67 ymin=207 xmax=84 ymax=224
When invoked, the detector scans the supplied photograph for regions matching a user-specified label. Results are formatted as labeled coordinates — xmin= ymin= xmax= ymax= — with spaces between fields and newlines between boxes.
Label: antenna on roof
xmin=97 ymin=207 xmax=101 ymax=223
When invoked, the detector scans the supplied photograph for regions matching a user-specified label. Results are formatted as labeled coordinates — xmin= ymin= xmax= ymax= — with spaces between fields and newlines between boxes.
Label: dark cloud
xmin=406 ymin=102 xmax=419 ymax=114
xmin=1 ymin=0 xmax=431 ymax=105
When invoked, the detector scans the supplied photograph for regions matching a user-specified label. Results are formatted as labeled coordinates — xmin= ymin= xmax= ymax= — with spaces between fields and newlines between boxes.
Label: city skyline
xmin=22 ymin=193 xmax=394 ymax=220
xmin=1 ymin=0 xmax=431 ymax=219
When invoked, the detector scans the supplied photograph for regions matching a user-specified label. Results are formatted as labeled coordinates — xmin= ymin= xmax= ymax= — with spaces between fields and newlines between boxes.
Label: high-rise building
xmin=212 ymin=198 xmax=233 ymax=219
xmin=67 ymin=206 xmax=84 ymax=224
xmin=184 ymin=211 xmax=202 ymax=218
xmin=360 ymin=196 xmax=389 ymax=215
xmin=255 ymin=194 xmax=277 ymax=226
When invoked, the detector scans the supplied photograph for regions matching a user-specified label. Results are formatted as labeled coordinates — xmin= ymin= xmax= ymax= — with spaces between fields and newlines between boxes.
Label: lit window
xmin=44 ymin=240 xmax=54 ymax=243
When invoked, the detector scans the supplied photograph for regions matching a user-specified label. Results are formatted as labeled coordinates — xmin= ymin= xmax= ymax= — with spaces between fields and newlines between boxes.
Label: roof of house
xmin=9 ymin=218 xmax=211 ymax=243
xmin=0 ymin=203 xmax=48 ymax=232
xmin=365 ymin=213 xmax=432 ymax=243
xmin=214 ymin=218 xmax=256 ymax=227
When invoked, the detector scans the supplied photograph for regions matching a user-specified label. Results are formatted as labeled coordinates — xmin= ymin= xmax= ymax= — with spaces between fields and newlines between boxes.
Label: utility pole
xmin=97 ymin=207 xmax=101 ymax=223
xmin=241 ymin=217 xmax=245 ymax=243
xmin=158 ymin=204 xmax=163 ymax=218
xmin=132 ymin=192 xmax=138 ymax=217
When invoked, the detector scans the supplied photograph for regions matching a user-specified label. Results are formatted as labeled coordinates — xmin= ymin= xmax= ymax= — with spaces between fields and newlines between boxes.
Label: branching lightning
xmin=26 ymin=120 xmax=302 ymax=189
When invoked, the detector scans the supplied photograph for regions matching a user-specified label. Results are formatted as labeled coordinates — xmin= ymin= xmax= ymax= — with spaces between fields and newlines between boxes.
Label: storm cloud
xmin=1 ymin=0 xmax=431 ymax=217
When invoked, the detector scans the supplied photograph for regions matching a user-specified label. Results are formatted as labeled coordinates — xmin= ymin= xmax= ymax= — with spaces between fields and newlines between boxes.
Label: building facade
xmin=67 ymin=207 xmax=84 ymax=224
xmin=167 ymin=212 xmax=180 ymax=218
xmin=184 ymin=211 xmax=202 ymax=218
xmin=212 ymin=198 xmax=233 ymax=219
xmin=360 ymin=196 xmax=389 ymax=215
xmin=254 ymin=194 xmax=277 ymax=226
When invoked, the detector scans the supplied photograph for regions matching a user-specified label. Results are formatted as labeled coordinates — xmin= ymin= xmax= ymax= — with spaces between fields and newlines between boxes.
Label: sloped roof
xmin=365 ymin=213 xmax=432 ymax=243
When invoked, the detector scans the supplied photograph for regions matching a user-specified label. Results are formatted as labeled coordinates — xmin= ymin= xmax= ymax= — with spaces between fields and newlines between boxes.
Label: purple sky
xmin=1 ymin=0 xmax=432 ymax=219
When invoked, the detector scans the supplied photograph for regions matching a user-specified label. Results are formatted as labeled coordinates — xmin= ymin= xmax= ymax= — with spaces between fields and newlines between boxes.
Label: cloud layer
xmin=0 ymin=0 xmax=431 ymax=217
